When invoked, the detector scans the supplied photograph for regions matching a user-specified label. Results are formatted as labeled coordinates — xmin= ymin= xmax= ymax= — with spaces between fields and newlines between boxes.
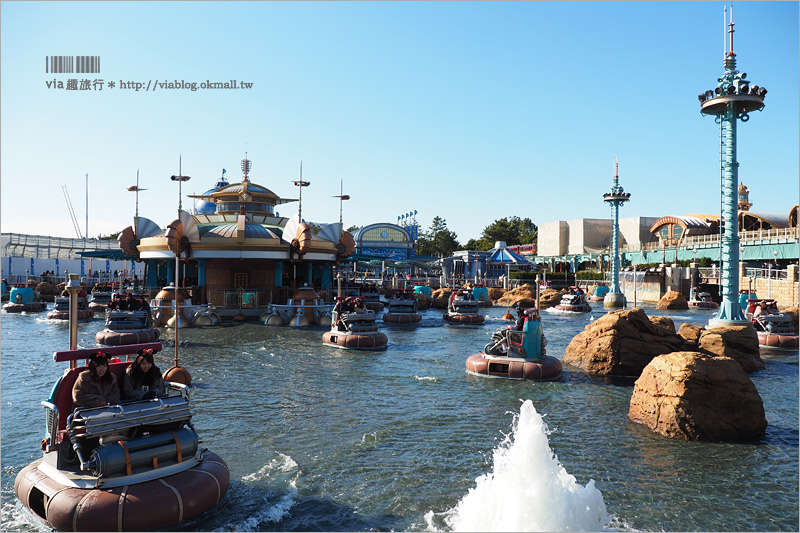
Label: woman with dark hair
xmin=123 ymin=348 xmax=166 ymax=400
xmin=72 ymin=352 xmax=121 ymax=408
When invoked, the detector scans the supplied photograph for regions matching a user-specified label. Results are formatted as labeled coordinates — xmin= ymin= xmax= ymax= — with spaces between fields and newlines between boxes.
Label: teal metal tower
xmin=603 ymin=159 xmax=630 ymax=308
xmin=698 ymin=10 xmax=766 ymax=327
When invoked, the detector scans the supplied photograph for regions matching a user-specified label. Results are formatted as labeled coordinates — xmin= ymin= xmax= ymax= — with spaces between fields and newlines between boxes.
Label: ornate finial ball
xmin=163 ymin=365 xmax=192 ymax=386
xmin=233 ymin=311 xmax=248 ymax=322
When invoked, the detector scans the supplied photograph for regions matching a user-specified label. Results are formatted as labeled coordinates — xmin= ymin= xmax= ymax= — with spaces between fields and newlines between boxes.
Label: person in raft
xmin=72 ymin=351 xmax=121 ymax=408
xmin=123 ymin=348 xmax=166 ymax=400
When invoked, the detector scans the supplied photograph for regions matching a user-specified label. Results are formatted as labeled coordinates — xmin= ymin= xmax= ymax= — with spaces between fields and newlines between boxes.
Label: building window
xmin=234 ymin=273 xmax=248 ymax=289
xmin=362 ymin=227 xmax=407 ymax=242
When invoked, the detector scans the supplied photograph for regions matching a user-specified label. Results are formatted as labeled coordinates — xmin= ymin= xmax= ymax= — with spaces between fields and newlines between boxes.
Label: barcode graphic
xmin=46 ymin=56 xmax=100 ymax=74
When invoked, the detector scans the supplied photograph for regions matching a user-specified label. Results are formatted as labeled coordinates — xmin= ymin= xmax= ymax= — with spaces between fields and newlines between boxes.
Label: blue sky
xmin=1 ymin=1 xmax=797 ymax=243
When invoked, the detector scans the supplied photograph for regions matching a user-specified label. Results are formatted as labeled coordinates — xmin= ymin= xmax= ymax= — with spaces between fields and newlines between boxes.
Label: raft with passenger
xmin=552 ymin=287 xmax=592 ymax=313
xmin=96 ymin=293 xmax=160 ymax=346
xmin=14 ymin=278 xmax=229 ymax=532
xmin=745 ymin=298 xmax=799 ymax=348
xmin=47 ymin=292 xmax=94 ymax=321
xmin=383 ymin=289 xmax=422 ymax=324
xmin=471 ymin=285 xmax=493 ymax=307
xmin=688 ymin=287 xmax=719 ymax=309
xmin=443 ymin=288 xmax=485 ymax=324
xmin=323 ymin=296 xmax=388 ymax=350
xmin=466 ymin=305 xmax=561 ymax=381
xmin=587 ymin=283 xmax=609 ymax=302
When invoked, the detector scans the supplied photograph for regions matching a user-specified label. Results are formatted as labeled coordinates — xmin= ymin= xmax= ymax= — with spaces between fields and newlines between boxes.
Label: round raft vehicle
xmin=553 ymin=288 xmax=592 ymax=313
xmin=14 ymin=335 xmax=230 ymax=531
xmin=745 ymin=298 xmax=799 ymax=348
xmin=323 ymin=296 xmax=388 ymax=350
xmin=88 ymin=284 xmax=115 ymax=313
xmin=96 ymin=293 xmax=160 ymax=346
xmin=3 ymin=286 xmax=48 ymax=313
xmin=360 ymin=284 xmax=385 ymax=312
xmin=48 ymin=293 xmax=95 ymax=321
xmin=466 ymin=306 xmax=561 ymax=381
xmin=383 ymin=289 xmax=422 ymax=324
xmin=443 ymin=288 xmax=485 ymax=324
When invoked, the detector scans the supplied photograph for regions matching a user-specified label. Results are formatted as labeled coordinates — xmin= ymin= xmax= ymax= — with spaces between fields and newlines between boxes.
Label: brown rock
xmin=656 ymin=290 xmax=689 ymax=310
xmin=35 ymin=281 xmax=58 ymax=295
xmin=678 ymin=323 xmax=705 ymax=348
xmin=431 ymin=288 xmax=452 ymax=300
xmin=563 ymin=308 xmax=688 ymax=376
xmin=628 ymin=351 xmax=766 ymax=442
xmin=650 ymin=316 xmax=676 ymax=333
xmin=698 ymin=326 xmax=764 ymax=373
xmin=488 ymin=288 xmax=506 ymax=301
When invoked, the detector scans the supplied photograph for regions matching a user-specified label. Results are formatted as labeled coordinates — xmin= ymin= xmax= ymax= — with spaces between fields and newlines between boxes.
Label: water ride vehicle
xmin=383 ymin=289 xmax=422 ymax=324
xmin=553 ymin=287 xmax=592 ymax=313
xmin=360 ymin=284 xmax=385 ymax=311
xmin=688 ymin=287 xmax=719 ymax=309
xmin=3 ymin=286 xmax=47 ymax=313
xmin=323 ymin=296 xmax=388 ymax=350
xmin=48 ymin=292 xmax=94 ymax=321
xmin=14 ymin=277 xmax=230 ymax=531
xmin=466 ymin=305 xmax=561 ymax=381
xmin=443 ymin=288 xmax=485 ymax=324
xmin=88 ymin=284 xmax=114 ymax=313
xmin=96 ymin=293 xmax=160 ymax=346
xmin=744 ymin=298 xmax=799 ymax=348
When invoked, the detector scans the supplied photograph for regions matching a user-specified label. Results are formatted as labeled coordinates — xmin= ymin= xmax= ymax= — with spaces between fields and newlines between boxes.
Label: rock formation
xmin=656 ymin=290 xmax=688 ymax=310
xmin=628 ymin=351 xmax=767 ymax=442
xmin=563 ymin=308 xmax=688 ymax=376
xmin=698 ymin=326 xmax=764 ymax=373
xmin=649 ymin=316 xmax=676 ymax=333
xmin=677 ymin=323 xmax=704 ymax=348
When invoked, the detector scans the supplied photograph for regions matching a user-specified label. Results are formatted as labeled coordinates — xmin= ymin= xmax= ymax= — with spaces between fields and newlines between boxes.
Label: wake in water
xmin=213 ymin=452 xmax=300 ymax=531
xmin=427 ymin=400 xmax=611 ymax=532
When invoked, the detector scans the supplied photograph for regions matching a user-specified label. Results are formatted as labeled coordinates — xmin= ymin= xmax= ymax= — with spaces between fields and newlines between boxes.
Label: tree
xmin=346 ymin=225 xmax=359 ymax=233
xmin=417 ymin=216 xmax=460 ymax=257
xmin=474 ymin=216 xmax=537 ymax=250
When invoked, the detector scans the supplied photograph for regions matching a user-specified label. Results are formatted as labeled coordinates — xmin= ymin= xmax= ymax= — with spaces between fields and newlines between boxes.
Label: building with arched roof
xmin=351 ymin=223 xmax=414 ymax=261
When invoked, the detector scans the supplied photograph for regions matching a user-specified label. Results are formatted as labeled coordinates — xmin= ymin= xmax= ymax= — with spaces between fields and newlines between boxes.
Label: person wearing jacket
xmin=123 ymin=348 xmax=166 ymax=400
xmin=72 ymin=351 xmax=121 ymax=408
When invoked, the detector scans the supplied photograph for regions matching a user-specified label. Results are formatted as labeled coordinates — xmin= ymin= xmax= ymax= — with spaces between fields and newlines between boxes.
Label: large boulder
xmin=35 ymin=281 xmax=58 ymax=295
xmin=563 ymin=308 xmax=688 ymax=376
xmin=430 ymin=288 xmax=450 ymax=310
xmin=629 ymin=351 xmax=767 ymax=442
xmin=677 ymin=323 xmax=705 ymax=348
xmin=698 ymin=326 xmax=764 ymax=373
xmin=656 ymin=290 xmax=688 ymax=310
xmin=488 ymin=287 xmax=506 ymax=301
xmin=494 ymin=283 xmax=538 ymax=309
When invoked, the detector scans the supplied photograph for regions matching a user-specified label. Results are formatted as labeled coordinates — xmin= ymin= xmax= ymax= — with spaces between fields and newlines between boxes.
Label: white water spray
xmin=435 ymin=400 xmax=611 ymax=532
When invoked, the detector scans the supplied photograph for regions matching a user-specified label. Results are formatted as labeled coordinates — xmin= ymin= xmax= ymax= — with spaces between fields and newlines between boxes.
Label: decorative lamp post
xmin=699 ymin=7 xmax=766 ymax=327
xmin=164 ymin=160 xmax=191 ymax=385
xmin=332 ymin=179 xmax=350 ymax=243
xmin=602 ymin=157 xmax=630 ymax=308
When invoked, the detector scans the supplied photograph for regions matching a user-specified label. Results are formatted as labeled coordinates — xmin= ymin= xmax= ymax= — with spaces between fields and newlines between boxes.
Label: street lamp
xmin=293 ymin=161 xmax=310 ymax=221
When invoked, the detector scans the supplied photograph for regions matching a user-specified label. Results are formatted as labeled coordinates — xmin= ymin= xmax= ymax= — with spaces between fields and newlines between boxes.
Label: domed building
xmin=121 ymin=157 xmax=354 ymax=319
xmin=193 ymin=169 xmax=229 ymax=215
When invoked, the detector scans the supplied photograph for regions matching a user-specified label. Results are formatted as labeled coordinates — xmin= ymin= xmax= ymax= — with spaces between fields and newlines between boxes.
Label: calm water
xmin=1 ymin=303 xmax=798 ymax=532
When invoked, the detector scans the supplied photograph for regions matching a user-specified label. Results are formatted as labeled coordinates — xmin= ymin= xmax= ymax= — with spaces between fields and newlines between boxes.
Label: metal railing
xmin=622 ymin=227 xmax=798 ymax=252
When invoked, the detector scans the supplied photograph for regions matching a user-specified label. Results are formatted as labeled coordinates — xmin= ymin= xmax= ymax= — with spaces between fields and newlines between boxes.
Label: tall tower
xmin=602 ymin=158 xmax=630 ymax=308
xmin=698 ymin=7 xmax=766 ymax=327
